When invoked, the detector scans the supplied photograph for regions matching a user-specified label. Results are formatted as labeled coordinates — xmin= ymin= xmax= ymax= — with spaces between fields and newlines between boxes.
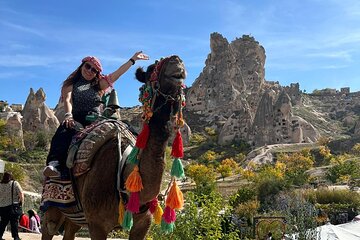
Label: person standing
xmin=0 ymin=172 xmax=24 ymax=240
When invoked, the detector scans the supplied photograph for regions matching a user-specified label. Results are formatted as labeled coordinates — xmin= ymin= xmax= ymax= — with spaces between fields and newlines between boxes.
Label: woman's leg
xmin=9 ymin=213 xmax=20 ymax=240
xmin=44 ymin=125 xmax=76 ymax=177
xmin=0 ymin=207 xmax=11 ymax=239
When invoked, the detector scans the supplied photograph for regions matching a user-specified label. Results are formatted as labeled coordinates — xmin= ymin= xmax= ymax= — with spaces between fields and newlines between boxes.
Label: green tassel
xmin=122 ymin=210 xmax=133 ymax=230
xmin=161 ymin=219 xmax=175 ymax=233
xmin=127 ymin=147 xmax=139 ymax=164
xmin=171 ymin=158 xmax=185 ymax=179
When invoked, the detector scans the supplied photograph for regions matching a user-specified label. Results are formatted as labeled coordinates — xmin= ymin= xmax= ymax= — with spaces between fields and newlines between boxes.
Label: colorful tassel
xmin=153 ymin=204 xmax=163 ymax=225
xmin=148 ymin=198 xmax=158 ymax=214
xmin=171 ymin=130 xmax=184 ymax=158
xmin=135 ymin=122 xmax=150 ymax=149
xmin=126 ymin=192 xmax=140 ymax=213
xmin=161 ymin=219 xmax=175 ymax=233
xmin=165 ymin=181 xmax=184 ymax=210
xmin=122 ymin=210 xmax=133 ymax=230
xmin=118 ymin=200 xmax=125 ymax=224
xmin=125 ymin=166 xmax=143 ymax=192
xmin=171 ymin=158 xmax=185 ymax=179
xmin=127 ymin=147 xmax=139 ymax=164
xmin=163 ymin=206 xmax=177 ymax=223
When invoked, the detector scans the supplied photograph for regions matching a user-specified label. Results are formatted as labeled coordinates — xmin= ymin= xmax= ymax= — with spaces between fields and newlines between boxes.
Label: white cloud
xmin=0 ymin=20 xmax=46 ymax=37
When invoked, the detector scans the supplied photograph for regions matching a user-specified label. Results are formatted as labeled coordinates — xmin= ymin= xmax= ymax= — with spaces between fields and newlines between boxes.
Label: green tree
xmin=217 ymin=164 xmax=232 ymax=181
xmin=186 ymin=163 xmax=216 ymax=186
xmin=277 ymin=151 xmax=314 ymax=185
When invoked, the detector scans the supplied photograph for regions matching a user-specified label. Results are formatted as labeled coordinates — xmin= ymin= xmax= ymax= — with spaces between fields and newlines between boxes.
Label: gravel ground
xmin=2 ymin=231 xmax=126 ymax=240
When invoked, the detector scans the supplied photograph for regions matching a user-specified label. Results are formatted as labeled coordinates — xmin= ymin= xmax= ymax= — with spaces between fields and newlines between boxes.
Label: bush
xmin=149 ymin=191 xmax=239 ymax=240
xmin=274 ymin=191 xmax=318 ymax=240
xmin=257 ymin=177 xmax=287 ymax=211
xmin=326 ymin=160 xmax=360 ymax=183
xmin=190 ymin=133 xmax=207 ymax=145
xmin=307 ymin=188 xmax=360 ymax=206
xmin=229 ymin=186 xmax=257 ymax=208
xmin=2 ymin=162 xmax=26 ymax=184
xmin=19 ymin=149 xmax=48 ymax=163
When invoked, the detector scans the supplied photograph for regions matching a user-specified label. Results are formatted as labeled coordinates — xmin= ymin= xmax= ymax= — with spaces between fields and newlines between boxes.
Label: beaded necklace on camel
xmin=118 ymin=58 xmax=186 ymax=233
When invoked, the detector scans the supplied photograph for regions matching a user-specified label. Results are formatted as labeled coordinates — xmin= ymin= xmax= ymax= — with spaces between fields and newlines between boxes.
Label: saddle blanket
xmin=40 ymin=177 xmax=76 ymax=211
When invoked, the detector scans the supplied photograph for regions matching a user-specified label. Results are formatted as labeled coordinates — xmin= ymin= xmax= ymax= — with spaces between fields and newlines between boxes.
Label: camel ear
xmin=135 ymin=67 xmax=146 ymax=83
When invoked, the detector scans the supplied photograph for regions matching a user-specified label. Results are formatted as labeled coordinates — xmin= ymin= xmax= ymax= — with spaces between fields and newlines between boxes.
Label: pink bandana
xmin=82 ymin=56 xmax=103 ymax=72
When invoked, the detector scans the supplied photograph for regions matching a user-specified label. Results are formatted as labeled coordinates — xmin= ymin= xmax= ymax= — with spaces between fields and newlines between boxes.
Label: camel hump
xmin=68 ymin=120 xmax=136 ymax=176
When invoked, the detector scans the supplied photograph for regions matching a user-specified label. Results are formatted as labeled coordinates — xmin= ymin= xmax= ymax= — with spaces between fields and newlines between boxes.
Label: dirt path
xmin=3 ymin=231 xmax=126 ymax=240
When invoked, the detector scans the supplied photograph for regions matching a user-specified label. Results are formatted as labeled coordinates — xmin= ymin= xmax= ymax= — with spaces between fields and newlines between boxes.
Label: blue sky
xmin=1 ymin=0 xmax=360 ymax=108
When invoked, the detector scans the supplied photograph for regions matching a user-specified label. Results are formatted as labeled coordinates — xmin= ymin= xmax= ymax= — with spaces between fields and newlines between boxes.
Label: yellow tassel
xmin=153 ymin=204 xmax=163 ymax=225
xmin=125 ymin=166 xmax=143 ymax=192
xmin=165 ymin=181 xmax=184 ymax=210
xmin=118 ymin=200 xmax=125 ymax=224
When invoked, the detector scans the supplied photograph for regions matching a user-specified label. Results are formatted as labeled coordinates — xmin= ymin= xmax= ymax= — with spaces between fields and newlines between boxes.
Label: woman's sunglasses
xmin=83 ymin=63 xmax=99 ymax=74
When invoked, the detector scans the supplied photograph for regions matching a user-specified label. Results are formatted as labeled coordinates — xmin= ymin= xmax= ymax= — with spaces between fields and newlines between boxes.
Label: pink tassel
xmin=171 ymin=130 xmax=183 ymax=158
xmin=163 ymin=206 xmax=176 ymax=223
xmin=126 ymin=192 xmax=140 ymax=213
xmin=135 ymin=123 xmax=150 ymax=149
xmin=148 ymin=198 xmax=158 ymax=214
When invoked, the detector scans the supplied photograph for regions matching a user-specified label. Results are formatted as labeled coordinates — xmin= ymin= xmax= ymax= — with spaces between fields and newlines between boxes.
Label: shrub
xmin=3 ymin=162 xmax=26 ymax=184
xmin=229 ymin=186 xmax=257 ymax=208
xmin=149 ymin=191 xmax=239 ymax=240
xmin=19 ymin=149 xmax=48 ymax=163
xmin=257 ymin=177 xmax=287 ymax=211
xmin=352 ymin=143 xmax=360 ymax=156
xmin=190 ymin=133 xmax=207 ymax=145
xmin=274 ymin=191 xmax=318 ymax=240
xmin=308 ymin=188 xmax=360 ymax=206
xmin=186 ymin=163 xmax=216 ymax=185
xmin=204 ymin=127 xmax=216 ymax=136
xmin=326 ymin=160 xmax=360 ymax=183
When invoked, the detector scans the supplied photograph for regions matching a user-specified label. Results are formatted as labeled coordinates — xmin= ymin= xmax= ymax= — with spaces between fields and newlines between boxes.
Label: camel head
xmin=135 ymin=55 xmax=186 ymax=119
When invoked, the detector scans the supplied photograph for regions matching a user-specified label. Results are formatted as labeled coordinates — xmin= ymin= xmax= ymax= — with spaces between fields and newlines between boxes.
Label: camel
xmin=41 ymin=55 xmax=187 ymax=240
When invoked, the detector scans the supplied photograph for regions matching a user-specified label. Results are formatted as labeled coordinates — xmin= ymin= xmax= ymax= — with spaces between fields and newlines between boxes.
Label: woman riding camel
xmin=44 ymin=51 xmax=149 ymax=177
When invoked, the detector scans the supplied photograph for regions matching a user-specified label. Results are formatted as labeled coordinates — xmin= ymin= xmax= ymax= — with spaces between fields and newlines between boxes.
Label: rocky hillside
xmin=1 ymin=32 xmax=360 ymax=150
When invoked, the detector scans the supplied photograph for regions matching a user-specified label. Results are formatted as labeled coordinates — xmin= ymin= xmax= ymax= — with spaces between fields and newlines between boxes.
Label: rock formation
xmin=186 ymin=33 xmax=319 ymax=146
xmin=0 ymin=112 xmax=25 ymax=149
xmin=22 ymin=88 xmax=59 ymax=133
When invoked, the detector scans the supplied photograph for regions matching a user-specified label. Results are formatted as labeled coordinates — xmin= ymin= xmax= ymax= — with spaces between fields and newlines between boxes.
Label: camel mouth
xmin=169 ymin=71 xmax=186 ymax=84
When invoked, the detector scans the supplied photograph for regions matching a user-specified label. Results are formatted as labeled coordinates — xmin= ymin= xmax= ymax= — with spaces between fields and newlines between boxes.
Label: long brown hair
xmin=61 ymin=62 xmax=103 ymax=100
xmin=1 ymin=172 xmax=13 ymax=183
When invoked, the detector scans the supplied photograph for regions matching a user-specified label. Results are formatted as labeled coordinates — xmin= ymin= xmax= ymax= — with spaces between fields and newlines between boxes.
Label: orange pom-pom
xmin=165 ymin=181 xmax=184 ymax=210
xmin=125 ymin=166 xmax=143 ymax=192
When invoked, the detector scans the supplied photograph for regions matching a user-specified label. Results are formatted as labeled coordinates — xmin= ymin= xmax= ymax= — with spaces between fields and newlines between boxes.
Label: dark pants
xmin=0 ymin=205 xmax=20 ymax=240
xmin=46 ymin=124 xmax=77 ymax=169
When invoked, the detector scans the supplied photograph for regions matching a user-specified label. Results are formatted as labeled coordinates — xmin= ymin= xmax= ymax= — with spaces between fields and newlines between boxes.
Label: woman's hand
xmin=131 ymin=51 xmax=149 ymax=61
xmin=63 ymin=117 xmax=75 ymax=129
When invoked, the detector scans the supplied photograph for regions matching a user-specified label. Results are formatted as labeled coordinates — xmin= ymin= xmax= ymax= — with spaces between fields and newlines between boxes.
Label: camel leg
xmin=41 ymin=207 xmax=65 ymax=240
xmin=129 ymin=211 xmax=152 ymax=240
xmin=87 ymin=223 xmax=108 ymax=240
xmin=62 ymin=219 xmax=81 ymax=240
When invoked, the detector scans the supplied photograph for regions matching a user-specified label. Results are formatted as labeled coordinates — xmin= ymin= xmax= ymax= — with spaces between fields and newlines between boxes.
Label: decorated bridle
xmin=118 ymin=56 xmax=186 ymax=233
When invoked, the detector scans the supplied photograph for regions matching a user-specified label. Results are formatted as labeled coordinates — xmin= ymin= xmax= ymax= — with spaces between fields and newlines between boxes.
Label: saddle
xmin=66 ymin=119 xmax=135 ymax=177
